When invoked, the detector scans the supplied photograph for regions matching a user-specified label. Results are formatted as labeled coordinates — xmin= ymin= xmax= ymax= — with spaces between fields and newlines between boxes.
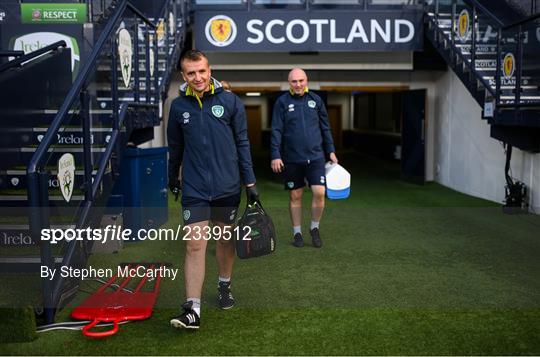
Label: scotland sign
xmin=195 ymin=11 xmax=423 ymax=52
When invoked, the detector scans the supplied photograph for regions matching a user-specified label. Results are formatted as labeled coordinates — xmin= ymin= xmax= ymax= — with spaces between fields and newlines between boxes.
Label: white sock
xmin=187 ymin=298 xmax=201 ymax=317
xmin=293 ymin=226 xmax=302 ymax=235
xmin=311 ymin=221 xmax=319 ymax=230
xmin=218 ymin=276 xmax=231 ymax=283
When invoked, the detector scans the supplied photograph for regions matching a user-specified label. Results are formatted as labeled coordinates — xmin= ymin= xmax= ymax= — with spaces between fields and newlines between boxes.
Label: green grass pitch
xmin=1 ymin=151 xmax=539 ymax=355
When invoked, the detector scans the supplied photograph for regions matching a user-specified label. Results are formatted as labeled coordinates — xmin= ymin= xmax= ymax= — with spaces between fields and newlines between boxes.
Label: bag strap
xmin=246 ymin=200 xmax=267 ymax=216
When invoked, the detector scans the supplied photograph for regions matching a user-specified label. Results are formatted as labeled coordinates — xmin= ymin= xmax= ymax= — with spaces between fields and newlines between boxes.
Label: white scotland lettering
xmin=246 ymin=18 xmax=415 ymax=45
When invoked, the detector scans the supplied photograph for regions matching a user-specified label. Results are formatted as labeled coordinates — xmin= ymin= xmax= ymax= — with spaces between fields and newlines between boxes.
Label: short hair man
xmin=271 ymin=68 xmax=338 ymax=248
xmin=167 ymin=49 xmax=258 ymax=329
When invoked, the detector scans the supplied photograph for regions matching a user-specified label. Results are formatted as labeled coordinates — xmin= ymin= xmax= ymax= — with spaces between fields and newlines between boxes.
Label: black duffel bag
xmin=235 ymin=200 xmax=276 ymax=259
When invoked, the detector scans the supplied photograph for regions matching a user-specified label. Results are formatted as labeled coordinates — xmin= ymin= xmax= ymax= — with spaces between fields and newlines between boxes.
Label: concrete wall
xmin=433 ymin=69 xmax=540 ymax=211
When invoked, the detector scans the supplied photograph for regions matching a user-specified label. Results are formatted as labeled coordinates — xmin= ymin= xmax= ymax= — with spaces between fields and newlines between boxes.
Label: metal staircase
xmin=424 ymin=0 xmax=540 ymax=151
xmin=0 ymin=0 xmax=186 ymax=324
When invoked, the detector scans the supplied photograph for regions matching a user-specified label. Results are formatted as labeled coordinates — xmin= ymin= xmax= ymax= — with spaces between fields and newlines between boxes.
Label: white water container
xmin=325 ymin=162 xmax=351 ymax=200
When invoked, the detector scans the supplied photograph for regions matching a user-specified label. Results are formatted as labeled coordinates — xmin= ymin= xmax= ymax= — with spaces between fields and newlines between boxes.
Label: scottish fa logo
xmin=182 ymin=111 xmax=190 ymax=124
xmin=503 ymin=53 xmax=515 ymax=79
xmin=183 ymin=210 xmax=191 ymax=221
xmin=308 ymin=100 xmax=316 ymax=108
xmin=287 ymin=181 xmax=294 ymax=189
xmin=320 ymin=176 xmax=325 ymax=184
xmin=212 ymin=105 xmax=224 ymax=118
xmin=205 ymin=15 xmax=237 ymax=47
xmin=457 ymin=9 xmax=470 ymax=43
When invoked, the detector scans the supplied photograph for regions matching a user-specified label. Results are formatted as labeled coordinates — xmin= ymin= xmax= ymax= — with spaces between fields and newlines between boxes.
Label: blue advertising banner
xmin=195 ymin=11 xmax=423 ymax=52
xmin=0 ymin=1 xmax=21 ymax=25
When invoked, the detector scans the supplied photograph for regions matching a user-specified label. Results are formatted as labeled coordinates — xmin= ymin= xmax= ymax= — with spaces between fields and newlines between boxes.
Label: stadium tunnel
xmin=157 ymin=0 xmax=540 ymax=193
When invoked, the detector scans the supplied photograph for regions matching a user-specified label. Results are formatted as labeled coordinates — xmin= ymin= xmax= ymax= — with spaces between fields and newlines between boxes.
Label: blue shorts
xmin=181 ymin=193 xmax=241 ymax=225
xmin=283 ymin=159 xmax=326 ymax=190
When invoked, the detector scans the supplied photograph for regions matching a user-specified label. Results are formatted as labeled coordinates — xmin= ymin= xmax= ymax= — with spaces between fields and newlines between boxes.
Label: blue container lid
xmin=124 ymin=146 xmax=168 ymax=158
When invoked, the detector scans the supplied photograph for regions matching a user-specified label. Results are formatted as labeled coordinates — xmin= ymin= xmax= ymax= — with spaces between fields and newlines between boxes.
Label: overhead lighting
xmin=246 ymin=92 xmax=261 ymax=97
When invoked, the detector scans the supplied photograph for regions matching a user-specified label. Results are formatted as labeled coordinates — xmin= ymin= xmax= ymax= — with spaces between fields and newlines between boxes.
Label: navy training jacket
xmin=167 ymin=78 xmax=256 ymax=201
xmin=271 ymin=91 xmax=336 ymax=164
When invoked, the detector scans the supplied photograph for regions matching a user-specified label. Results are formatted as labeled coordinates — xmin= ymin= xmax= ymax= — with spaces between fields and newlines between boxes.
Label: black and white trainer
xmin=310 ymin=228 xmax=323 ymax=248
xmin=170 ymin=301 xmax=200 ymax=329
xmin=292 ymin=232 xmax=304 ymax=248
xmin=218 ymin=281 xmax=235 ymax=310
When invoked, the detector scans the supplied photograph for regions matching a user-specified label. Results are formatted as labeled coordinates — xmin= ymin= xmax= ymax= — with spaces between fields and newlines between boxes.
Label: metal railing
xmin=496 ymin=12 xmax=540 ymax=109
xmin=426 ymin=0 xmax=540 ymax=110
xmin=0 ymin=42 xmax=67 ymax=74
xmin=88 ymin=0 xmax=119 ymax=22
xmin=190 ymin=0 xmax=422 ymax=10
xmin=23 ymin=0 xmax=184 ymax=323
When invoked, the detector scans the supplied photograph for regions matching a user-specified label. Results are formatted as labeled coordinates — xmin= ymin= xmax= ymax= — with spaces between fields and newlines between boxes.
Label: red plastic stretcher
xmin=71 ymin=263 xmax=164 ymax=338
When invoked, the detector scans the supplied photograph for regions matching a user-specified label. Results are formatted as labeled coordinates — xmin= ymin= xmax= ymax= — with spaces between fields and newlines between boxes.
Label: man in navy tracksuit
xmin=167 ymin=50 xmax=258 ymax=329
xmin=271 ymin=68 xmax=338 ymax=248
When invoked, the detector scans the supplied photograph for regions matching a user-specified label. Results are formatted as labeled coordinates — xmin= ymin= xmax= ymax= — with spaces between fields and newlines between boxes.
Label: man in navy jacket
xmin=168 ymin=50 xmax=258 ymax=329
xmin=271 ymin=68 xmax=338 ymax=249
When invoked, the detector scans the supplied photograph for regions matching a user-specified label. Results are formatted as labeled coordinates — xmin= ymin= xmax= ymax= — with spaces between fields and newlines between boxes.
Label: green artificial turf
xmin=0 ymin=308 xmax=36 ymax=343
xmin=1 ymin=151 xmax=539 ymax=355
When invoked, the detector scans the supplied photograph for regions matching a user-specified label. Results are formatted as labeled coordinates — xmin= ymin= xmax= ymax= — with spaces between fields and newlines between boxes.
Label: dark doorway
xmin=245 ymin=105 xmax=262 ymax=150
xmin=350 ymin=91 xmax=402 ymax=160
xmin=401 ymin=89 xmax=426 ymax=184
xmin=349 ymin=88 xmax=426 ymax=183
xmin=327 ymin=104 xmax=342 ymax=149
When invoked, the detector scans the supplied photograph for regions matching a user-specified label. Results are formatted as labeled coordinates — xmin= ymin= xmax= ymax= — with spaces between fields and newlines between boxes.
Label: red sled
xmin=71 ymin=263 xmax=164 ymax=338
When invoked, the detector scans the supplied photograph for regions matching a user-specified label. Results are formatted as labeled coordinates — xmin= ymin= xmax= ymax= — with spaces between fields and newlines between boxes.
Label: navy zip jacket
xmin=271 ymin=90 xmax=335 ymax=164
xmin=167 ymin=78 xmax=256 ymax=200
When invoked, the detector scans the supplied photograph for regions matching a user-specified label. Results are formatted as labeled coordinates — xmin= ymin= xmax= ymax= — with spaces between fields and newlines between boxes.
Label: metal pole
xmin=495 ymin=27 xmax=502 ymax=107
xmin=515 ymin=25 xmax=523 ymax=111
xmin=0 ymin=50 xmax=25 ymax=58
xmin=134 ymin=20 xmax=141 ymax=103
xmin=165 ymin=4 xmax=171 ymax=78
xmin=145 ymin=30 xmax=151 ymax=103
xmin=38 ymin=171 xmax=54 ymax=324
xmin=87 ymin=1 xmax=92 ymax=23
xmin=111 ymin=36 xmax=119 ymax=130
xmin=81 ymin=90 xmax=93 ymax=202
xmin=471 ymin=5 xmax=477 ymax=85
xmin=451 ymin=0 xmax=456 ymax=58
xmin=154 ymin=28 xmax=159 ymax=105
